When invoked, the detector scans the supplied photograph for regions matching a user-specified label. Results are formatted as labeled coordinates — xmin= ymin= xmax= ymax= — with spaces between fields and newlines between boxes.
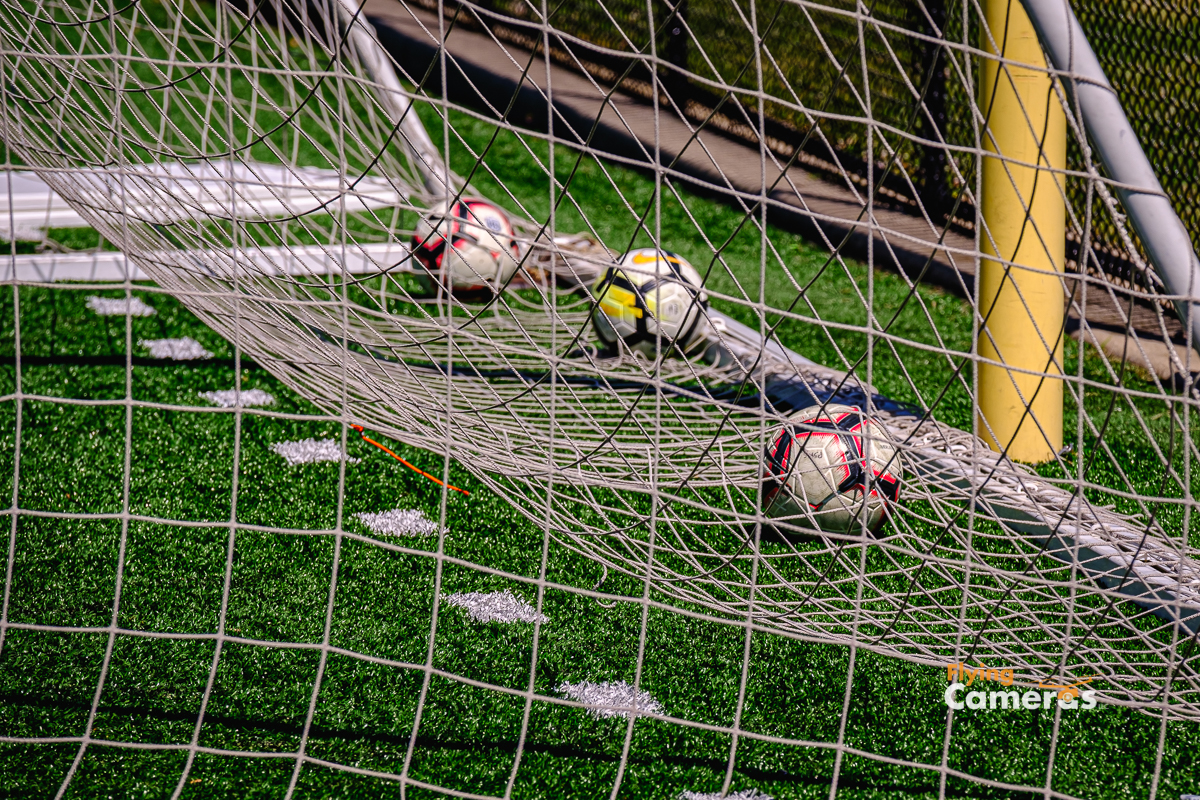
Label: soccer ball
xmin=592 ymin=248 xmax=709 ymax=357
xmin=762 ymin=403 xmax=901 ymax=535
xmin=411 ymin=198 xmax=520 ymax=297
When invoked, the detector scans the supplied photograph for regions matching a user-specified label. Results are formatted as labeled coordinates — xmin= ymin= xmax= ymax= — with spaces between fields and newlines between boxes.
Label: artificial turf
xmin=2 ymin=217 xmax=1198 ymax=800
xmin=2 ymin=7 xmax=1199 ymax=796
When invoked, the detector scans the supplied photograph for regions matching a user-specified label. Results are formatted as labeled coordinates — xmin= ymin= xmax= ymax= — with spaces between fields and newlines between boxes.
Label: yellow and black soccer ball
xmin=592 ymin=248 xmax=709 ymax=357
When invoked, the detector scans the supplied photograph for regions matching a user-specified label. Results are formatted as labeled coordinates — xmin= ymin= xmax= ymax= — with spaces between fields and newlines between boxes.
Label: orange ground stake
xmin=350 ymin=425 xmax=470 ymax=496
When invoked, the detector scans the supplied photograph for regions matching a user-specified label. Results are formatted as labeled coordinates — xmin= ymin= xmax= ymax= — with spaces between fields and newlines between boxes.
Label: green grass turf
xmin=2 ymin=246 xmax=1198 ymax=798
xmin=2 ymin=6 xmax=1199 ymax=796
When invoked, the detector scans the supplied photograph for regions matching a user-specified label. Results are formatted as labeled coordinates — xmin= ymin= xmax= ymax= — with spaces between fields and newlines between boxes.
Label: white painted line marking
xmin=140 ymin=337 xmax=213 ymax=360
xmin=354 ymin=508 xmax=439 ymax=537
xmin=270 ymin=438 xmax=360 ymax=466
xmin=198 ymin=389 xmax=276 ymax=408
xmin=87 ymin=295 xmax=155 ymax=317
xmin=444 ymin=590 xmax=547 ymax=624
xmin=557 ymin=680 xmax=662 ymax=719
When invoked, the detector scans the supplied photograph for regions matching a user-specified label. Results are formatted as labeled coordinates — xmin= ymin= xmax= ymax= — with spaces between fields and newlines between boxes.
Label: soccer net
xmin=1 ymin=0 xmax=1198 ymax=796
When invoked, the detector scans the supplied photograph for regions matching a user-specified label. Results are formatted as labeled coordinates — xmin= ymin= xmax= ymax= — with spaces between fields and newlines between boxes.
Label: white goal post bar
xmin=334 ymin=0 xmax=451 ymax=198
xmin=1021 ymin=0 xmax=1200 ymax=356
xmin=1 ymin=242 xmax=416 ymax=284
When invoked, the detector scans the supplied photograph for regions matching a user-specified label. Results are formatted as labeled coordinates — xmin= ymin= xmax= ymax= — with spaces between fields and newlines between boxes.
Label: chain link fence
xmin=413 ymin=0 xmax=1196 ymax=328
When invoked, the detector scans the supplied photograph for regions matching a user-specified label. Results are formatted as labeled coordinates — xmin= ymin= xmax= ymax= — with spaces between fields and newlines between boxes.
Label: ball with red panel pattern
xmin=762 ymin=403 xmax=902 ymax=536
xmin=410 ymin=198 xmax=521 ymax=298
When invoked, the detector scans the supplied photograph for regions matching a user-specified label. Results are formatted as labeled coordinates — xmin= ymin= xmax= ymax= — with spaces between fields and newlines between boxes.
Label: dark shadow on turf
xmin=0 ymin=691 xmax=1038 ymax=799
xmin=0 ymin=355 xmax=261 ymax=369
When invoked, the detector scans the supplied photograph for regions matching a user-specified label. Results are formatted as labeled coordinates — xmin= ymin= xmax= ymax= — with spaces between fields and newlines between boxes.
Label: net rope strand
xmin=2 ymin=0 xmax=1200 ymax=797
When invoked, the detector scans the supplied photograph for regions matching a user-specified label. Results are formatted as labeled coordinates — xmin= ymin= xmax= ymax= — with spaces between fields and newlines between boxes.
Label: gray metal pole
xmin=1020 ymin=0 xmax=1200 ymax=359
xmin=334 ymin=0 xmax=454 ymax=198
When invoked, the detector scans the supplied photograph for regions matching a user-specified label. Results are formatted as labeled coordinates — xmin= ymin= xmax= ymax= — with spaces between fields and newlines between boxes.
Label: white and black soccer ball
xmin=411 ymin=198 xmax=520 ymax=297
xmin=762 ymin=403 xmax=902 ymax=535
xmin=592 ymin=248 xmax=709 ymax=357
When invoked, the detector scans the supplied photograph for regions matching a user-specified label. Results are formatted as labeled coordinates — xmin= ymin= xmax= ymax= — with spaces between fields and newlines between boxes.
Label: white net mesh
xmin=1 ymin=0 xmax=1198 ymax=796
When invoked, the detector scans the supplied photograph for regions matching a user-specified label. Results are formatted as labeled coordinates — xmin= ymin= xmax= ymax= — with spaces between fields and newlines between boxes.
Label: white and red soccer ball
xmin=762 ymin=403 xmax=902 ymax=535
xmin=411 ymin=198 xmax=520 ymax=296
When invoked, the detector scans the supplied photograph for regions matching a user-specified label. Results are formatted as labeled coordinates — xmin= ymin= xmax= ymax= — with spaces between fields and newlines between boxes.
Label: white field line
xmin=353 ymin=508 xmax=439 ymax=537
xmin=198 ymin=389 xmax=275 ymax=408
xmin=139 ymin=337 xmax=213 ymax=360
xmin=679 ymin=790 xmax=773 ymax=800
xmin=556 ymin=681 xmax=663 ymax=719
xmin=87 ymin=295 xmax=155 ymax=316
xmin=270 ymin=438 xmax=360 ymax=466
xmin=444 ymin=590 xmax=547 ymax=624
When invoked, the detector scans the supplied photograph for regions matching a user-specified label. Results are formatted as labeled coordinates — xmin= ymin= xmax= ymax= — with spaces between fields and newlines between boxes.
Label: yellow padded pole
xmin=978 ymin=0 xmax=1067 ymax=463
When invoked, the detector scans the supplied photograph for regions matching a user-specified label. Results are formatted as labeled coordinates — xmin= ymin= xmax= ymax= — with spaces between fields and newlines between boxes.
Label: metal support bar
xmin=334 ymin=0 xmax=455 ymax=198
xmin=1020 ymin=0 xmax=1200 ymax=359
